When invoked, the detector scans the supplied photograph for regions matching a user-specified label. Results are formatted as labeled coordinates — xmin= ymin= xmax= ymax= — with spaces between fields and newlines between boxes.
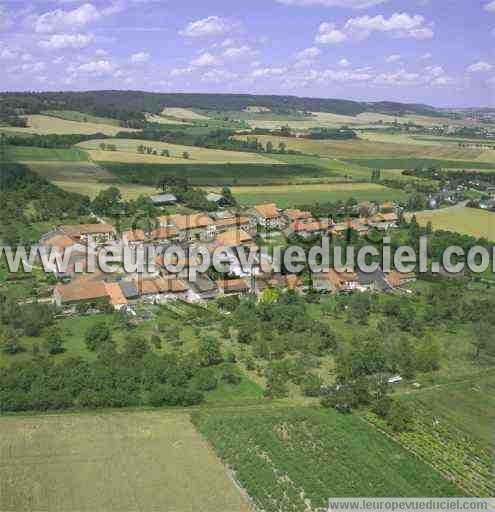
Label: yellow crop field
xmin=161 ymin=107 xmax=210 ymax=120
xmin=2 ymin=115 xmax=138 ymax=136
xmin=414 ymin=207 xmax=495 ymax=241
xmin=0 ymin=411 xmax=249 ymax=512
xmin=234 ymin=134 xmax=482 ymax=160
xmin=79 ymin=138 xmax=280 ymax=164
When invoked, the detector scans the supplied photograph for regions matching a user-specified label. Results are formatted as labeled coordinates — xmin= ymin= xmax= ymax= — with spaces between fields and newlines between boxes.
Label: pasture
xmin=1 ymin=115 xmax=137 ymax=136
xmin=193 ymin=406 xmax=461 ymax=512
xmin=230 ymin=183 xmax=406 ymax=206
xmin=366 ymin=371 xmax=495 ymax=497
xmin=26 ymin=161 xmax=154 ymax=199
xmin=414 ymin=207 xmax=495 ymax=241
xmin=41 ymin=110 xmax=122 ymax=126
xmin=345 ymin=157 xmax=495 ymax=170
xmin=234 ymin=134 xmax=482 ymax=161
xmin=79 ymin=137 xmax=279 ymax=165
xmin=0 ymin=411 xmax=250 ymax=512
xmin=4 ymin=145 xmax=88 ymax=162
xmin=145 ymin=113 xmax=191 ymax=125
xmin=161 ymin=107 xmax=210 ymax=120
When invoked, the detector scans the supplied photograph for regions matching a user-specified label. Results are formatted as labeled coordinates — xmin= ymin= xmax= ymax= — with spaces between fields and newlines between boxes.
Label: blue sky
xmin=1 ymin=0 xmax=495 ymax=107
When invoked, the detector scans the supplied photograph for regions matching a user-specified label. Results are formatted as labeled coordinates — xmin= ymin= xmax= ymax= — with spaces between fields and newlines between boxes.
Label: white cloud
xmin=320 ymin=68 xmax=372 ymax=82
xmin=130 ymin=51 xmax=150 ymax=63
xmin=0 ymin=47 xmax=16 ymax=60
xmin=34 ymin=2 xmax=121 ymax=34
xmin=21 ymin=53 xmax=32 ymax=62
xmin=276 ymin=0 xmax=389 ymax=8
xmin=484 ymin=1 xmax=495 ymax=12
xmin=467 ymin=61 xmax=492 ymax=73
xmin=294 ymin=46 xmax=321 ymax=60
xmin=72 ymin=59 xmax=117 ymax=76
xmin=39 ymin=33 xmax=94 ymax=49
xmin=344 ymin=12 xmax=434 ymax=40
xmin=191 ymin=52 xmax=223 ymax=67
xmin=201 ymin=68 xmax=238 ymax=83
xmin=338 ymin=58 xmax=350 ymax=67
xmin=420 ymin=52 xmax=432 ymax=60
xmin=95 ymin=48 xmax=107 ymax=56
xmin=315 ymin=22 xmax=348 ymax=44
xmin=251 ymin=67 xmax=286 ymax=78
xmin=8 ymin=62 xmax=47 ymax=74
xmin=373 ymin=69 xmax=421 ymax=86
xmin=223 ymin=45 xmax=255 ymax=59
xmin=53 ymin=56 xmax=64 ymax=64
xmin=385 ymin=54 xmax=401 ymax=63
xmin=170 ymin=66 xmax=194 ymax=77
xmin=179 ymin=16 xmax=238 ymax=38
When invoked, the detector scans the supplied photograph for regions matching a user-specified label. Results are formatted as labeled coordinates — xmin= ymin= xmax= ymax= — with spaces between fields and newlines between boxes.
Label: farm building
xmin=251 ymin=203 xmax=282 ymax=229
xmin=150 ymin=193 xmax=178 ymax=206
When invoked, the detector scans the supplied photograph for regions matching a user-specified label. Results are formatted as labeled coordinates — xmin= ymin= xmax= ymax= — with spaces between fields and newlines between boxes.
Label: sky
xmin=1 ymin=0 xmax=495 ymax=107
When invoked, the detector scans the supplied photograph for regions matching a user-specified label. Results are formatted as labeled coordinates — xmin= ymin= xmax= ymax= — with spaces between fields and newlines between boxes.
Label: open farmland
xmin=365 ymin=371 xmax=495 ymax=497
xmin=162 ymin=107 xmax=210 ymax=120
xmin=414 ymin=207 xmax=495 ymax=241
xmin=4 ymin=145 xmax=88 ymax=162
xmin=0 ymin=411 xmax=250 ymax=512
xmin=230 ymin=182 xmax=406 ymax=207
xmin=1 ymin=115 xmax=138 ymax=136
xmin=234 ymin=134 xmax=482 ymax=160
xmin=41 ymin=110 xmax=122 ymax=126
xmin=26 ymin=161 xmax=154 ymax=199
xmin=79 ymin=138 xmax=279 ymax=165
xmin=193 ymin=406 xmax=461 ymax=512
xmin=145 ymin=113 xmax=191 ymax=125
xmin=99 ymin=161 xmax=329 ymax=187
xmin=344 ymin=157 xmax=495 ymax=171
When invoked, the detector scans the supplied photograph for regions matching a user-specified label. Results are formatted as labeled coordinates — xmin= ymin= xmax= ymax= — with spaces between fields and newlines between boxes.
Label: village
xmin=40 ymin=197 xmax=416 ymax=313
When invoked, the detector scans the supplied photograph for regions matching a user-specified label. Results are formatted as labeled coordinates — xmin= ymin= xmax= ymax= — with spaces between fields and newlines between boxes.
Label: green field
xmin=4 ymin=145 xmax=88 ymax=162
xmin=99 ymin=161 xmax=330 ymax=187
xmin=193 ymin=406 xmax=461 ymax=511
xmin=344 ymin=158 xmax=495 ymax=170
xmin=414 ymin=207 xmax=495 ymax=241
xmin=231 ymin=183 xmax=406 ymax=207
xmin=42 ymin=110 xmax=122 ymax=126
xmin=0 ymin=411 xmax=250 ymax=512
xmin=366 ymin=371 xmax=495 ymax=497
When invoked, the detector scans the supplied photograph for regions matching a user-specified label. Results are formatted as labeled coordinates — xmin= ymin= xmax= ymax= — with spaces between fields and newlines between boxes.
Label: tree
xmin=43 ymin=329 xmax=65 ymax=355
xmin=387 ymin=401 xmax=414 ymax=432
xmin=471 ymin=321 xmax=495 ymax=359
xmin=221 ymin=363 xmax=242 ymax=384
xmin=0 ymin=330 xmax=24 ymax=355
xmin=123 ymin=335 xmax=149 ymax=360
xmin=221 ymin=186 xmax=238 ymax=207
xmin=198 ymin=336 xmax=223 ymax=367
xmin=302 ymin=373 xmax=323 ymax=397
xmin=84 ymin=323 xmax=113 ymax=352
xmin=266 ymin=141 xmax=273 ymax=153
xmin=182 ymin=151 xmax=190 ymax=159
xmin=91 ymin=187 xmax=122 ymax=216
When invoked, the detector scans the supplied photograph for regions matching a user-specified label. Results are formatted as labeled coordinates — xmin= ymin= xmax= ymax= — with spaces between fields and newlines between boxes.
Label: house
xmin=150 ymin=227 xmax=179 ymax=244
xmin=282 ymin=209 xmax=313 ymax=226
xmin=122 ymin=229 xmax=146 ymax=247
xmin=369 ymin=212 xmax=399 ymax=231
xmin=104 ymin=282 xmax=128 ymax=310
xmin=254 ymin=273 xmax=302 ymax=296
xmin=150 ymin=193 xmax=178 ymax=206
xmin=186 ymin=274 xmax=218 ymax=302
xmin=213 ymin=214 xmax=252 ymax=234
xmin=217 ymin=278 xmax=251 ymax=296
xmin=312 ymin=269 xmax=359 ymax=293
xmin=119 ymin=281 xmax=140 ymax=301
xmin=159 ymin=213 xmax=216 ymax=241
xmin=53 ymin=281 xmax=109 ymax=307
xmin=356 ymin=269 xmax=392 ymax=292
xmin=251 ymin=203 xmax=281 ymax=230
xmin=206 ymin=192 xmax=229 ymax=208
xmin=385 ymin=270 xmax=417 ymax=288
xmin=60 ymin=223 xmax=116 ymax=245
xmin=42 ymin=233 xmax=79 ymax=253
xmin=152 ymin=276 xmax=189 ymax=301
xmin=286 ymin=219 xmax=329 ymax=239
xmin=328 ymin=219 xmax=370 ymax=238
xmin=214 ymin=229 xmax=254 ymax=248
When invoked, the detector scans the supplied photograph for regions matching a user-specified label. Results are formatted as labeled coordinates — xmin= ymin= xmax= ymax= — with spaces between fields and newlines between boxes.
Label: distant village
xmin=41 ymin=197 xmax=416 ymax=314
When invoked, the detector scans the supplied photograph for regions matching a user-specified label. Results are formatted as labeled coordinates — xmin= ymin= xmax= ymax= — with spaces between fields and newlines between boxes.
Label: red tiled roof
xmin=254 ymin=203 xmax=279 ymax=219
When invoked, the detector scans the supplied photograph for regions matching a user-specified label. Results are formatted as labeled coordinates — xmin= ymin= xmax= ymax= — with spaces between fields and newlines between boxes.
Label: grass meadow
xmin=78 ymin=137 xmax=280 ymax=165
xmin=414 ymin=207 xmax=495 ymax=241
xmin=41 ymin=110 xmax=122 ymax=126
xmin=2 ymin=115 xmax=138 ymax=136
xmin=230 ymin=182 xmax=407 ymax=207
xmin=5 ymin=145 xmax=88 ymax=162
xmin=0 ymin=411 xmax=250 ymax=512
